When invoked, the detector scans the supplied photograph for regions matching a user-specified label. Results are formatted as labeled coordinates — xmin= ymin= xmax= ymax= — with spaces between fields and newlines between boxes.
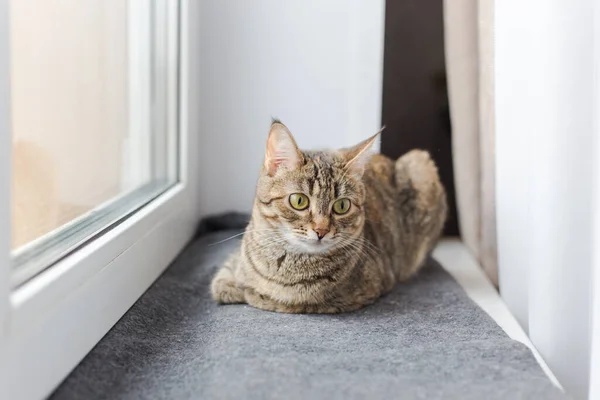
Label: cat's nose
xmin=314 ymin=227 xmax=330 ymax=240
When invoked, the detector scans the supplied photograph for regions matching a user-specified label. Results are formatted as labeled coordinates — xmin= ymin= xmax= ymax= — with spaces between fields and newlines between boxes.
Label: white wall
xmin=496 ymin=1 xmax=595 ymax=398
xmin=589 ymin=2 xmax=600 ymax=396
xmin=591 ymin=102 xmax=600 ymax=398
xmin=195 ymin=0 xmax=385 ymax=215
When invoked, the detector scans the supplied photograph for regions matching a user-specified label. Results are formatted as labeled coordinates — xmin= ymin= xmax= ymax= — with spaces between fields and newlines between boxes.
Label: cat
xmin=211 ymin=120 xmax=447 ymax=313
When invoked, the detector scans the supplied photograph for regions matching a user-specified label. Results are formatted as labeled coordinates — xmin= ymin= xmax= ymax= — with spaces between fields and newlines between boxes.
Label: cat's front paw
xmin=211 ymin=267 xmax=245 ymax=304
xmin=243 ymin=288 xmax=285 ymax=312
xmin=243 ymin=288 xmax=359 ymax=314
xmin=244 ymin=288 xmax=308 ymax=313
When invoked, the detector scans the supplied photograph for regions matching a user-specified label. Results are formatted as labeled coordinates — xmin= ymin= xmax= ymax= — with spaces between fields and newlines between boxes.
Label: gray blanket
xmin=51 ymin=216 xmax=566 ymax=399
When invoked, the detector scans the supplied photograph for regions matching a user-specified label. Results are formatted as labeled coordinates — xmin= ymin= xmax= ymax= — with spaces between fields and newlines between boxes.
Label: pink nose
xmin=314 ymin=227 xmax=330 ymax=240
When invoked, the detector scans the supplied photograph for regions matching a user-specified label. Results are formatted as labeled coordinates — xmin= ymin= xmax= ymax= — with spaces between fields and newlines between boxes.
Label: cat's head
xmin=254 ymin=120 xmax=381 ymax=254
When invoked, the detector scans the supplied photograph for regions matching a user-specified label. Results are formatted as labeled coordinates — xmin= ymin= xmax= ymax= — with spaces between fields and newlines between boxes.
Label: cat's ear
xmin=264 ymin=120 xmax=303 ymax=176
xmin=343 ymin=127 xmax=384 ymax=178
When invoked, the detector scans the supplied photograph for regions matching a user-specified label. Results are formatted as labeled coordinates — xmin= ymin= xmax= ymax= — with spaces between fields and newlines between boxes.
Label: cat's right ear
xmin=264 ymin=121 xmax=303 ymax=176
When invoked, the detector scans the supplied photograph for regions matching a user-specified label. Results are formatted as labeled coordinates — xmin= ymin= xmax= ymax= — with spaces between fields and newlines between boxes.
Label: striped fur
xmin=211 ymin=121 xmax=447 ymax=313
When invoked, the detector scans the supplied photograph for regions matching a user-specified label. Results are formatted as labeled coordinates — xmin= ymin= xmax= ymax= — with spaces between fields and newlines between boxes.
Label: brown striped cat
xmin=211 ymin=120 xmax=447 ymax=313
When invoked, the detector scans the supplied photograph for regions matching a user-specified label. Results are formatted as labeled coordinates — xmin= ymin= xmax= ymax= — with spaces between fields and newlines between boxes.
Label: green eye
xmin=333 ymin=198 xmax=351 ymax=215
xmin=289 ymin=193 xmax=310 ymax=210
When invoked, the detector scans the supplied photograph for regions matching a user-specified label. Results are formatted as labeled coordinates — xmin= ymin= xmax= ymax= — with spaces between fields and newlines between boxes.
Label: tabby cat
xmin=211 ymin=120 xmax=447 ymax=313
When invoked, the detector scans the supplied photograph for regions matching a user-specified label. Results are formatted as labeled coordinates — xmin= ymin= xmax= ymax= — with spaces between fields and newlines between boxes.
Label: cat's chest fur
xmin=248 ymin=243 xmax=348 ymax=282
xmin=238 ymin=238 xmax=362 ymax=303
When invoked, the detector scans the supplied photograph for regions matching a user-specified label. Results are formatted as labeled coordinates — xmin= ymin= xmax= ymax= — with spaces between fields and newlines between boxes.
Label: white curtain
xmin=480 ymin=0 xmax=596 ymax=398
xmin=443 ymin=0 xmax=497 ymax=285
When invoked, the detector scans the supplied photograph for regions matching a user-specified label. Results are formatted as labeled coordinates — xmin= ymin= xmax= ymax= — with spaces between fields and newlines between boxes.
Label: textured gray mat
xmin=51 ymin=217 xmax=566 ymax=399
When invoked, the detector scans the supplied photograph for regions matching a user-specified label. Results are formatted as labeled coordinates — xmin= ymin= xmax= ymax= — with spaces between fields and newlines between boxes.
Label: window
xmin=10 ymin=0 xmax=179 ymax=287
xmin=0 ymin=1 xmax=200 ymax=399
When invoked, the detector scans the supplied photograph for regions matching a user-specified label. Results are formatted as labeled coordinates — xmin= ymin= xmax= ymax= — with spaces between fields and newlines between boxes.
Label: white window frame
xmin=122 ymin=0 xmax=153 ymax=190
xmin=0 ymin=1 xmax=201 ymax=399
xmin=590 ymin=0 xmax=600 ymax=396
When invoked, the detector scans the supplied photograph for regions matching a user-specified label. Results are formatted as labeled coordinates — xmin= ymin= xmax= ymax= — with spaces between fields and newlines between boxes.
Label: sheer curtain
xmin=443 ymin=0 xmax=497 ymax=285
xmin=445 ymin=0 xmax=597 ymax=398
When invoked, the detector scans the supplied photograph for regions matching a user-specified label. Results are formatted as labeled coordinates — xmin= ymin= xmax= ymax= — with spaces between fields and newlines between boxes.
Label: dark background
xmin=380 ymin=0 xmax=459 ymax=236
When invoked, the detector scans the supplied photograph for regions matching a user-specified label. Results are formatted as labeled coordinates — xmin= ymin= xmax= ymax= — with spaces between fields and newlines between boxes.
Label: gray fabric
xmin=51 ymin=216 xmax=566 ymax=399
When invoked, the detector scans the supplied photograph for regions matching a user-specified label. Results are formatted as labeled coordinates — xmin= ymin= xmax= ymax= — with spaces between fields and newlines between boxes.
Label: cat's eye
xmin=289 ymin=193 xmax=310 ymax=210
xmin=333 ymin=198 xmax=351 ymax=215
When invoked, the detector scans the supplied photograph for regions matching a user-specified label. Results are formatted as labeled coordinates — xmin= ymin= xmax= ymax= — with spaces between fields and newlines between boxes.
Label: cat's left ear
xmin=343 ymin=127 xmax=384 ymax=178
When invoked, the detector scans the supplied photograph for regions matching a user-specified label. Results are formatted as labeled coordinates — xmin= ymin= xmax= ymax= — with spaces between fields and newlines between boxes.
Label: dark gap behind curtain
xmin=381 ymin=0 xmax=460 ymax=236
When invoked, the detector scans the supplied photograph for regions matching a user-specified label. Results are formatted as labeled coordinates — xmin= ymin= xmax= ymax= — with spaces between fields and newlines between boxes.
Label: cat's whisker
xmin=352 ymin=243 xmax=381 ymax=263
xmin=335 ymin=235 xmax=380 ymax=265
xmin=249 ymin=238 xmax=290 ymax=254
xmin=337 ymin=232 xmax=381 ymax=254
xmin=207 ymin=228 xmax=280 ymax=246
xmin=246 ymin=236 xmax=288 ymax=250
xmin=207 ymin=231 xmax=247 ymax=246
xmin=246 ymin=232 xmax=289 ymax=245
xmin=339 ymin=240 xmax=372 ymax=266
xmin=354 ymin=237 xmax=381 ymax=256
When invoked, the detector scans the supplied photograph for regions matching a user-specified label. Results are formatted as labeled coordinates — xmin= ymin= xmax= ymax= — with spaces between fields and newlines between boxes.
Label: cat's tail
xmin=394 ymin=150 xmax=448 ymax=280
